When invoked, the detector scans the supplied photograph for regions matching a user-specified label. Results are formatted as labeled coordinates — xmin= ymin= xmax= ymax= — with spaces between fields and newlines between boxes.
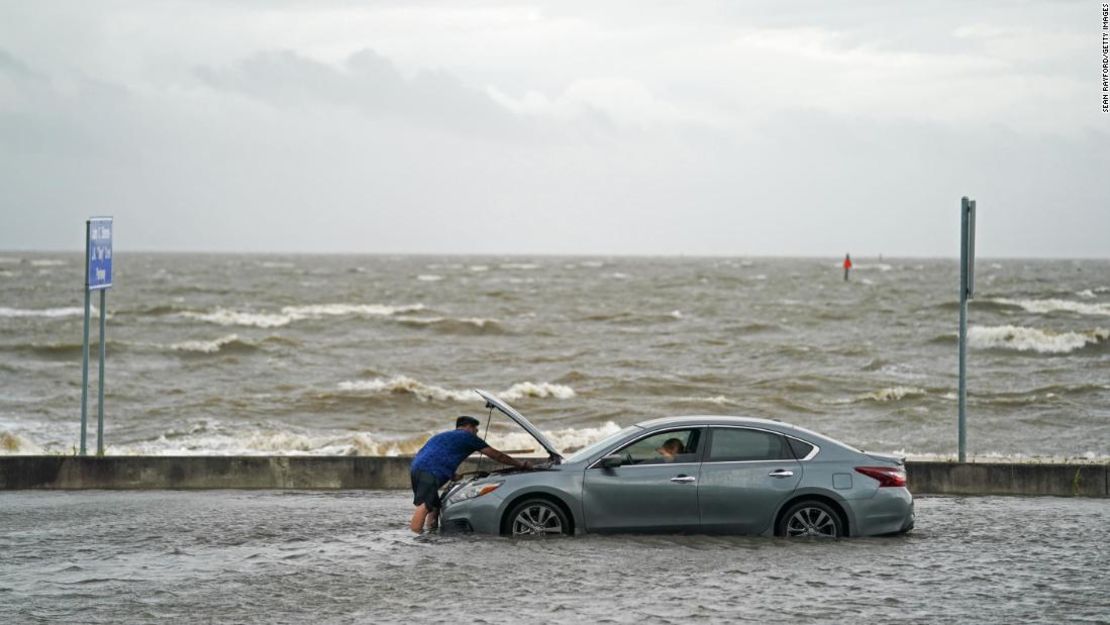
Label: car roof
xmin=636 ymin=415 xmax=792 ymax=430
xmin=633 ymin=415 xmax=854 ymax=449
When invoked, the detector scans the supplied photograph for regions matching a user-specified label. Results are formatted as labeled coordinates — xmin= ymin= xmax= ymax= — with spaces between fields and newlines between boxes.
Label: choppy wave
xmin=2 ymin=339 xmax=131 ymax=358
xmin=0 ymin=431 xmax=42 ymax=454
xmin=169 ymin=334 xmax=258 ymax=354
xmin=181 ymin=303 xmax=425 ymax=328
xmin=675 ymin=395 xmax=735 ymax=406
xmin=992 ymin=298 xmax=1110 ymax=317
xmin=500 ymin=381 xmax=577 ymax=400
xmin=825 ymin=386 xmax=928 ymax=405
xmin=0 ymin=306 xmax=89 ymax=318
xmin=29 ymin=259 xmax=67 ymax=267
xmin=861 ymin=386 xmax=927 ymax=402
xmin=116 ymin=304 xmax=188 ymax=317
xmin=969 ymin=325 xmax=1108 ymax=354
xmin=40 ymin=419 xmax=621 ymax=457
xmin=416 ymin=274 xmax=444 ymax=282
xmin=393 ymin=316 xmax=506 ymax=335
xmin=580 ymin=310 xmax=682 ymax=324
xmin=336 ymin=376 xmax=575 ymax=403
xmin=892 ymin=450 xmax=1110 ymax=463
xmin=732 ymin=322 xmax=784 ymax=335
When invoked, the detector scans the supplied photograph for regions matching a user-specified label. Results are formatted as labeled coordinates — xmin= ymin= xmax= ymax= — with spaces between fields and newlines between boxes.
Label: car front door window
xmin=616 ymin=429 xmax=701 ymax=465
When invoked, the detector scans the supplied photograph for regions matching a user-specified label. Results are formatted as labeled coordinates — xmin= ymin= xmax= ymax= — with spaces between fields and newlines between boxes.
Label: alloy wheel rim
xmin=786 ymin=507 xmax=837 ymax=537
xmin=512 ymin=504 xmax=563 ymax=536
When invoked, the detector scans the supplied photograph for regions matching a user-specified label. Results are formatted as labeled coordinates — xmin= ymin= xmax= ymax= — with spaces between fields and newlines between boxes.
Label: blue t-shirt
xmin=410 ymin=429 xmax=489 ymax=482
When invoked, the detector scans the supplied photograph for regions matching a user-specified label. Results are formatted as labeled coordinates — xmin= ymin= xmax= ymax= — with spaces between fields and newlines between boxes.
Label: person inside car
xmin=656 ymin=438 xmax=685 ymax=462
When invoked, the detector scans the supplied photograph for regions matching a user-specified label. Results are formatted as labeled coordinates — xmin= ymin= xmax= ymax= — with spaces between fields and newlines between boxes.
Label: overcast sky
xmin=1 ymin=1 xmax=1106 ymax=257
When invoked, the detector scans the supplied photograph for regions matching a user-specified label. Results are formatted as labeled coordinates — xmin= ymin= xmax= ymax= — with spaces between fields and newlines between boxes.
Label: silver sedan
xmin=441 ymin=391 xmax=915 ymax=538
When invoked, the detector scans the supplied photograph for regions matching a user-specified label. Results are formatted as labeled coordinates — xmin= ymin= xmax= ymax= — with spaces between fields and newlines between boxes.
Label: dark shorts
xmin=411 ymin=470 xmax=447 ymax=511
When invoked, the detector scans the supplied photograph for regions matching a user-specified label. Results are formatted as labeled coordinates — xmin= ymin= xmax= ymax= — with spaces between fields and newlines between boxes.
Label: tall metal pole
xmin=958 ymin=197 xmax=970 ymax=463
xmin=96 ymin=288 xmax=107 ymax=456
xmin=80 ymin=220 xmax=91 ymax=456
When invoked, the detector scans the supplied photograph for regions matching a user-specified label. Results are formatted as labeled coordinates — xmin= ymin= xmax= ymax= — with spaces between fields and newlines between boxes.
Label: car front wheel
xmin=503 ymin=499 xmax=570 ymax=537
xmin=777 ymin=500 xmax=844 ymax=538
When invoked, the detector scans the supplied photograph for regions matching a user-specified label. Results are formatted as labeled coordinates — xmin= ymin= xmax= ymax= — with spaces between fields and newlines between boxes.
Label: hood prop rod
xmin=473 ymin=403 xmax=495 ymax=476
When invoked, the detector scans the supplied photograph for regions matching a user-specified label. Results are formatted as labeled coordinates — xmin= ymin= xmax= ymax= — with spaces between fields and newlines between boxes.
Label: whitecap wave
xmin=0 ymin=431 xmax=43 ymax=454
xmin=677 ymin=395 xmax=734 ymax=406
xmin=969 ymin=325 xmax=1108 ymax=354
xmin=395 ymin=315 xmax=498 ymax=327
xmin=417 ymin=274 xmax=444 ymax=282
xmin=992 ymin=298 xmax=1110 ymax=317
xmin=336 ymin=376 xmax=476 ymax=402
xmin=336 ymin=376 xmax=575 ymax=403
xmin=857 ymin=386 xmax=927 ymax=402
xmin=181 ymin=303 xmax=425 ymax=328
xmin=500 ymin=382 xmax=577 ymax=400
xmin=29 ymin=259 xmax=66 ymax=267
xmin=393 ymin=316 xmax=505 ymax=335
xmin=181 ymin=309 xmax=291 ymax=328
xmin=500 ymin=263 xmax=539 ymax=270
xmin=0 ymin=306 xmax=89 ymax=318
xmin=107 ymin=420 xmax=620 ymax=457
xmin=169 ymin=334 xmax=246 ymax=354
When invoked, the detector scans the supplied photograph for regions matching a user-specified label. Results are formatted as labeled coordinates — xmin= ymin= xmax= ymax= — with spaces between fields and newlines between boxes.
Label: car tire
xmin=777 ymin=500 xmax=844 ymax=538
xmin=503 ymin=498 xmax=570 ymax=537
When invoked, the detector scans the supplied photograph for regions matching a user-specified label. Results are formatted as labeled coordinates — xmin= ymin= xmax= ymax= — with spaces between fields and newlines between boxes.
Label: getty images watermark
xmin=1103 ymin=3 xmax=1110 ymax=112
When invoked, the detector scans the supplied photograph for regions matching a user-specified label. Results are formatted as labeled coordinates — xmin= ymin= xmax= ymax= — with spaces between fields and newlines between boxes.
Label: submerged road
xmin=1 ymin=492 xmax=1106 ymax=624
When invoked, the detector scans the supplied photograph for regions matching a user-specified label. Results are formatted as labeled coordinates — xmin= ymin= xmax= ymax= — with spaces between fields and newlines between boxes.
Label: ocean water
xmin=1 ymin=491 xmax=1107 ymax=624
xmin=0 ymin=253 xmax=1107 ymax=460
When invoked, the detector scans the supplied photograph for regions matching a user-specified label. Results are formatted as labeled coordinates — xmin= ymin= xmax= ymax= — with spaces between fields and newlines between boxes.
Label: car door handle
xmin=768 ymin=469 xmax=795 ymax=478
xmin=670 ymin=475 xmax=697 ymax=483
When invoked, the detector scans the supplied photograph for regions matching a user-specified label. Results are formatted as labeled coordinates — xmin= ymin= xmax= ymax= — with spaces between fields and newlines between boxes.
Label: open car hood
xmin=474 ymin=389 xmax=563 ymax=462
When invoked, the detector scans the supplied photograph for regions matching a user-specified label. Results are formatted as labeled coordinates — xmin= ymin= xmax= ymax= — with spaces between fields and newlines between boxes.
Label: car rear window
xmin=707 ymin=428 xmax=791 ymax=462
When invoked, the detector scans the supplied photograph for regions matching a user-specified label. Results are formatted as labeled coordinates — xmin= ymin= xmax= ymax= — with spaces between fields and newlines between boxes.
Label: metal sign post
xmin=81 ymin=217 xmax=113 ymax=456
xmin=958 ymin=198 xmax=976 ymax=463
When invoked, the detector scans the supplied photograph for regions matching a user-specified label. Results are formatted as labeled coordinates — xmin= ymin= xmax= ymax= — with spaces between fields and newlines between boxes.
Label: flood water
xmin=1 ymin=491 xmax=1106 ymax=624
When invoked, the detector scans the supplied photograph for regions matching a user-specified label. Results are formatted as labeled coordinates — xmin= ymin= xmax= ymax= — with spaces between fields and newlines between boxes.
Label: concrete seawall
xmin=0 ymin=456 xmax=1106 ymax=497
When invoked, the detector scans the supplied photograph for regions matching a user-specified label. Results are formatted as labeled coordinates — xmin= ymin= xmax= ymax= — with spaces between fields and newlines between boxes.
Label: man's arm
xmin=480 ymin=446 xmax=531 ymax=469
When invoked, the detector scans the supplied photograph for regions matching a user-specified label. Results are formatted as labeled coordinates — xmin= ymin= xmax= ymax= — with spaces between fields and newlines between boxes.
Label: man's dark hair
xmin=456 ymin=415 xmax=481 ymax=428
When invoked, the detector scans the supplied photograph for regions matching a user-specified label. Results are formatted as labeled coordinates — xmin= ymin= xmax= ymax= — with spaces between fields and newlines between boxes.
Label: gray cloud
xmin=0 ymin=2 xmax=1106 ymax=257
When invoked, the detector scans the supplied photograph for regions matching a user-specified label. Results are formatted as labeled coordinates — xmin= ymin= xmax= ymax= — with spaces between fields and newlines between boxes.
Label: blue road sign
xmin=87 ymin=217 xmax=113 ymax=290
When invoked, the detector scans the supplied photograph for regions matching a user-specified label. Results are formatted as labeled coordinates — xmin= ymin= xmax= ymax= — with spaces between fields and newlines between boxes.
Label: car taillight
xmin=855 ymin=466 xmax=906 ymax=487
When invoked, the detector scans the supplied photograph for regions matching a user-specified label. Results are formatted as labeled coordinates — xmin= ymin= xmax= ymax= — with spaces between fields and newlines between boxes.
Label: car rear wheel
xmin=778 ymin=500 xmax=844 ymax=538
xmin=504 ymin=499 xmax=570 ymax=537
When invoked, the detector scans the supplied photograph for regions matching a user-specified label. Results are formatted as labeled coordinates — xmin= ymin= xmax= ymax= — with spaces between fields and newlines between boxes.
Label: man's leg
xmin=410 ymin=503 xmax=429 ymax=534
xmin=425 ymin=508 xmax=440 ymax=532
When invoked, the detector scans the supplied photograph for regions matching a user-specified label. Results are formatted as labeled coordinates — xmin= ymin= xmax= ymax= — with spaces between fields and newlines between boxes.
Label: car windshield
xmin=562 ymin=425 xmax=641 ymax=464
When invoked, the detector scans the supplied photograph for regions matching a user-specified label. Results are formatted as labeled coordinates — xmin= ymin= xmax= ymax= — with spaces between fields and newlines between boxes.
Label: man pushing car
xmin=409 ymin=415 xmax=533 ymax=533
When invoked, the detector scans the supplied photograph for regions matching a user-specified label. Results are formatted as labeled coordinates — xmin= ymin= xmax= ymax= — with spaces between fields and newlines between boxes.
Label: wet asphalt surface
xmin=1 ymin=491 xmax=1107 ymax=624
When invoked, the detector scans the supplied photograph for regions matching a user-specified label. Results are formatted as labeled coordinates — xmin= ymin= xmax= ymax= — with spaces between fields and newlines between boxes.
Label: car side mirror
xmin=599 ymin=454 xmax=624 ymax=469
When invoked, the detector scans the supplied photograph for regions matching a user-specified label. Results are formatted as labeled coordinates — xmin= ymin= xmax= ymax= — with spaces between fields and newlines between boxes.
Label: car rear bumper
xmin=853 ymin=487 xmax=914 ymax=536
